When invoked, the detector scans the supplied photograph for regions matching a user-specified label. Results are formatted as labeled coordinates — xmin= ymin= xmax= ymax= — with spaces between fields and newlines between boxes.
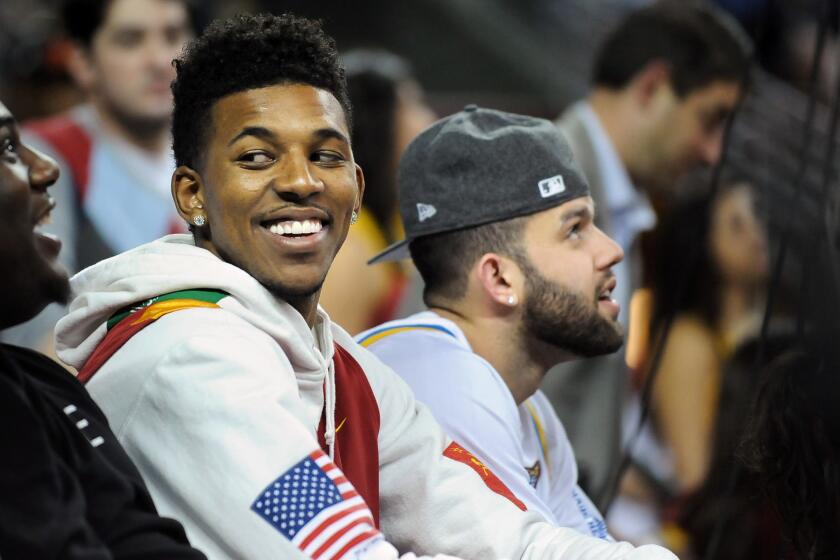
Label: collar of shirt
xmin=78 ymin=104 xmax=176 ymax=202
xmin=410 ymin=310 xmax=473 ymax=348
xmin=576 ymin=102 xmax=656 ymax=252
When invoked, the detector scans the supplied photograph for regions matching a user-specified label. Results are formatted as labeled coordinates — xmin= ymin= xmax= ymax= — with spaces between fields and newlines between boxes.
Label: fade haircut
xmin=409 ymin=215 xmax=528 ymax=304
xmin=171 ymin=12 xmax=352 ymax=170
xmin=62 ymin=0 xmax=200 ymax=47
xmin=593 ymin=0 xmax=753 ymax=97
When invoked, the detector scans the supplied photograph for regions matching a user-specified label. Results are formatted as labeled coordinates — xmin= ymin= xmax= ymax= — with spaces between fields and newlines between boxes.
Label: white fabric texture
xmin=55 ymin=234 xmax=678 ymax=560
xmin=358 ymin=312 xmax=608 ymax=538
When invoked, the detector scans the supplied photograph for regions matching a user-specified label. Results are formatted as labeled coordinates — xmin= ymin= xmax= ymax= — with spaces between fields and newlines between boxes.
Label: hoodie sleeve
xmin=335 ymin=335 xmax=678 ymax=560
xmin=85 ymin=311 xmax=409 ymax=560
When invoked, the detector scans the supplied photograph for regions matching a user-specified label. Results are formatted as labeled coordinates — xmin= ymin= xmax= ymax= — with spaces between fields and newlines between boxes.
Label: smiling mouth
xmin=32 ymin=195 xmax=55 ymax=231
xmin=31 ymin=195 xmax=62 ymax=258
xmin=262 ymin=218 xmax=326 ymax=238
xmin=598 ymin=280 xmax=616 ymax=303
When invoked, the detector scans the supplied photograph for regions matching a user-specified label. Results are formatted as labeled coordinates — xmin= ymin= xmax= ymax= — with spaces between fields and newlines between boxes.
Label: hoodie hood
xmin=56 ymin=234 xmax=333 ymax=376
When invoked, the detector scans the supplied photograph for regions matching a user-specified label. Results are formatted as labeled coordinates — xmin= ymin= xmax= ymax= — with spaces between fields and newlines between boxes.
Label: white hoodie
xmin=56 ymin=235 xmax=677 ymax=560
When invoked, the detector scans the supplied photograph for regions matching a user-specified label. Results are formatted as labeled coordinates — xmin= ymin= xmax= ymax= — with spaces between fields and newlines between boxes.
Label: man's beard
xmin=519 ymin=259 xmax=623 ymax=359
xmin=214 ymin=243 xmax=325 ymax=305
xmin=103 ymin=96 xmax=171 ymax=144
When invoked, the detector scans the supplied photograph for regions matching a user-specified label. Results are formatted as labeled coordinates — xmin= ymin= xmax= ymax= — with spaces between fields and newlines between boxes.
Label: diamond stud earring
xmin=507 ymin=295 xmax=518 ymax=306
xmin=350 ymin=211 xmax=359 ymax=225
xmin=192 ymin=214 xmax=206 ymax=227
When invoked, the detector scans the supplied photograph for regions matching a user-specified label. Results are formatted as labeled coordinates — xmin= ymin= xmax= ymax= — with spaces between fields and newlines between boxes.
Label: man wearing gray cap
xmin=359 ymin=105 xmax=630 ymax=540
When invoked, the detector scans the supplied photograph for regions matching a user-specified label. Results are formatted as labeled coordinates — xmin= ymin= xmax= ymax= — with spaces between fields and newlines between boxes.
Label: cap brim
xmin=367 ymin=239 xmax=411 ymax=265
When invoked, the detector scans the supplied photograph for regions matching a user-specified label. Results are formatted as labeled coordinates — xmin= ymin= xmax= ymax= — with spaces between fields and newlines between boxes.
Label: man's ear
xmin=172 ymin=165 xmax=206 ymax=225
xmin=631 ymin=60 xmax=672 ymax=108
xmin=475 ymin=253 xmax=522 ymax=310
xmin=353 ymin=163 xmax=366 ymax=216
xmin=65 ymin=43 xmax=97 ymax=92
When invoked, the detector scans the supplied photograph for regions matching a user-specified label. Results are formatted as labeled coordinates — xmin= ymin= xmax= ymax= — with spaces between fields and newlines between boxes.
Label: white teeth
xmin=268 ymin=219 xmax=323 ymax=236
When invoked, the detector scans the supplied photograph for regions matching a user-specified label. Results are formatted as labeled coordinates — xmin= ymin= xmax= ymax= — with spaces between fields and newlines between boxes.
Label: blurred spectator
xmin=649 ymin=180 xmax=768 ymax=492
xmin=541 ymin=0 xmax=753 ymax=503
xmin=611 ymin=179 xmax=769 ymax=550
xmin=676 ymin=335 xmax=796 ymax=560
xmin=320 ymin=49 xmax=436 ymax=334
xmin=737 ymin=349 xmax=840 ymax=560
xmin=0 ymin=98 xmax=206 ymax=560
xmin=2 ymin=0 xmax=197 ymax=351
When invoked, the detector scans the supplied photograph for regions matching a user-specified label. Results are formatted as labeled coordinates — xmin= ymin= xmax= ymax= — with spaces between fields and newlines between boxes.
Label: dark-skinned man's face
xmin=0 ymin=101 xmax=69 ymax=329
xmin=173 ymin=84 xmax=364 ymax=322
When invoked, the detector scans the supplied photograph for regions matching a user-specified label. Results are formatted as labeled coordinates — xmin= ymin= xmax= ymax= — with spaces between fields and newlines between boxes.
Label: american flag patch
xmin=251 ymin=449 xmax=380 ymax=559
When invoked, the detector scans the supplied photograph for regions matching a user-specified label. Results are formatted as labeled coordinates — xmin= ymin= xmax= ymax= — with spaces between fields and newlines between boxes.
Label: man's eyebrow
xmin=227 ymin=126 xmax=349 ymax=147
xmin=228 ymin=126 xmax=277 ymax=146
xmin=313 ymin=127 xmax=350 ymax=145
xmin=560 ymin=205 xmax=593 ymax=223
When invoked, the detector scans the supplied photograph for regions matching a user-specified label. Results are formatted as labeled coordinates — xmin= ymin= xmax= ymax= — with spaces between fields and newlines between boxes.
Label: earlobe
xmin=65 ymin=45 xmax=95 ymax=91
xmin=171 ymin=165 xmax=205 ymax=224
xmin=354 ymin=163 xmax=366 ymax=215
xmin=477 ymin=254 xmax=521 ymax=310
xmin=635 ymin=60 xmax=672 ymax=107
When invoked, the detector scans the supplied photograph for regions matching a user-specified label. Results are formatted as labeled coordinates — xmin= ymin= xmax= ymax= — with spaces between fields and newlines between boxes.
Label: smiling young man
xmin=55 ymin=13 xmax=676 ymax=560
xmin=0 ymin=101 xmax=206 ymax=559
xmin=358 ymin=106 xmax=623 ymax=538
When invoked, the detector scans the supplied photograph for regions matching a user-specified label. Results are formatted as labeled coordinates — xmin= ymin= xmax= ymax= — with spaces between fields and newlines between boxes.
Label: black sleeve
xmin=0 ymin=372 xmax=113 ymax=560
xmin=0 ymin=346 xmax=207 ymax=560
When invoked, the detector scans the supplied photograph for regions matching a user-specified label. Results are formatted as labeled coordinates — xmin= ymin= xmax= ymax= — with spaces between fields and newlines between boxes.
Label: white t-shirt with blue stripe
xmin=357 ymin=311 xmax=609 ymax=539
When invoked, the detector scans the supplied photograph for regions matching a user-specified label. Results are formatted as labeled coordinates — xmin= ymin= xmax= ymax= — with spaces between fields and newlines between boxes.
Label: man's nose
xmin=596 ymin=228 xmax=624 ymax=270
xmin=28 ymin=149 xmax=59 ymax=193
xmin=273 ymin=154 xmax=324 ymax=199
xmin=149 ymin=37 xmax=183 ymax=71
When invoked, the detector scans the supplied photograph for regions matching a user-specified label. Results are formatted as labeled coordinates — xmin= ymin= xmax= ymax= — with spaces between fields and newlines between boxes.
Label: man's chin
xmin=39 ymin=262 xmax=72 ymax=307
xmin=263 ymin=279 xmax=324 ymax=304
xmin=0 ymin=269 xmax=71 ymax=329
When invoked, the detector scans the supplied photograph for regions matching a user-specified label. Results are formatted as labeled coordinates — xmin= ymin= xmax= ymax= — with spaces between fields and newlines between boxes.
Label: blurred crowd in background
xmin=2 ymin=0 xmax=840 ymax=558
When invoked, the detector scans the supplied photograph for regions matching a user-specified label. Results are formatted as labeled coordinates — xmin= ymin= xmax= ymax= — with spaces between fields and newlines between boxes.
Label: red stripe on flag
xmin=333 ymin=476 xmax=349 ymax=486
xmin=328 ymin=530 xmax=381 ymax=560
xmin=310 ymin=449 xmax=327 ymax=461
xmin=298 ymin=503 xmax=372 ymax=550
xmin=311 ymin=517 xmax=374 ymax=559
xmin=340 ymin=489 xmax=360 ymax=501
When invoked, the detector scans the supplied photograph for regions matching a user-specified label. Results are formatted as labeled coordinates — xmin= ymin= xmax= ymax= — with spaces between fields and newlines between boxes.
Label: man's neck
xmin=285 ymin=293 xmax=320 ymax=328
xmin=91 ymin=100 xmax=170 ymax=154
xmin=429 ymin=305 xmax=550 ymax=405
xmin=587 ymin=90 xmax=637 ymax=179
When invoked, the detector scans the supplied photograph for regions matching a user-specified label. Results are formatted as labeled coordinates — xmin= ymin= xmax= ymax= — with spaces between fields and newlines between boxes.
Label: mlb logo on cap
xmin=538 ymin=175 xmax=566 ymax=198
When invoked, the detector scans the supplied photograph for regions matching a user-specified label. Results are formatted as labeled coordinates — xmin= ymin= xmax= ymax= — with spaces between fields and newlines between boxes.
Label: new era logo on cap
xmin=417 ymin=203 xmax=437 ymax=222
xmin=538 ymin=175 xmax=566 ymax=198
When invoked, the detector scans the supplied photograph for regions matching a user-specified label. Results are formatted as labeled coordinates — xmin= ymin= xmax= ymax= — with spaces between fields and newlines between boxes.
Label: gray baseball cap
xmin=368 ymin=105 xmax=590 ymax=264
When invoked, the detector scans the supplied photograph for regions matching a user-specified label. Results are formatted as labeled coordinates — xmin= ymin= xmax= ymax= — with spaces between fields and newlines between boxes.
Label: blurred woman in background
xmin=649 ymin=178 xmax=769 ymax=493
xmin=319 ymin=49 xmax=436 ymax=334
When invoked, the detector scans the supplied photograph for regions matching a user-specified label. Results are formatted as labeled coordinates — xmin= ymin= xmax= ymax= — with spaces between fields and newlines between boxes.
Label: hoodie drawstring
xmin=323 ymin=355 xmax=337 ymax=460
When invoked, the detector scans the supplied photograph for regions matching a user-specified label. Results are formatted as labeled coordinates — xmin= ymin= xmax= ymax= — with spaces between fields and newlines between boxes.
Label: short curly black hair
xmin=171 ymin=12 xmax=351 ymax=170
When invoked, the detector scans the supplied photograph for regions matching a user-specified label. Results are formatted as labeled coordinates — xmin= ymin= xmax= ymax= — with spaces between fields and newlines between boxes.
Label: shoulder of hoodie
xmin=124 ymin=306 xmax=290 ymax=368
xmin=328 ymin=322 xmax=414 ymax=400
